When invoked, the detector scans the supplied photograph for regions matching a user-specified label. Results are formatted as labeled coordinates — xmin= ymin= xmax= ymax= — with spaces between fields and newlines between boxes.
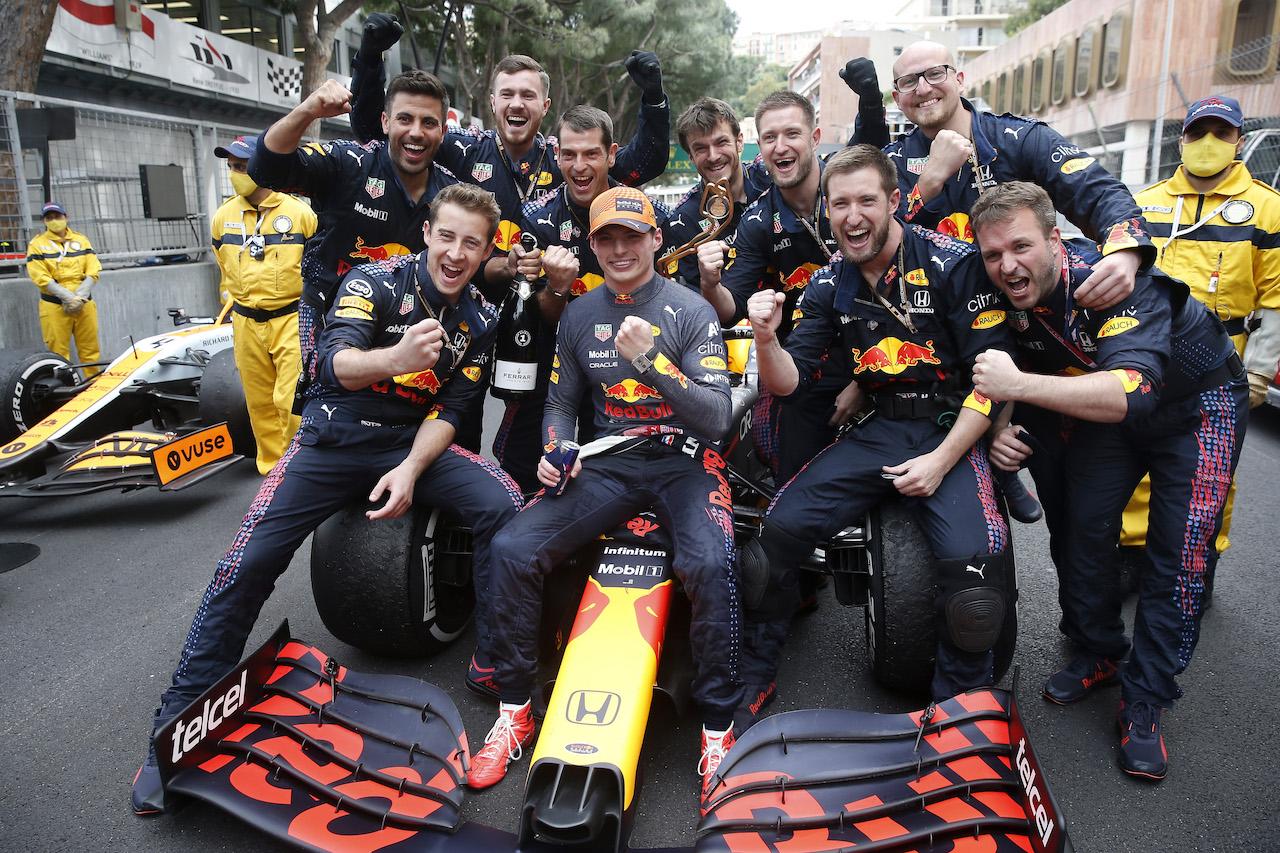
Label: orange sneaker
xmin=466 ymin=702 xmax=536 ymax=789
xmin=698 ymin=725 xmax=736 ymax=809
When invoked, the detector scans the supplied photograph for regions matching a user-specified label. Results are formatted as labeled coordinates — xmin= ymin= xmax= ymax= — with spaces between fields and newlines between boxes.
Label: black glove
xmin=625 ymin=50 xmax=665 ymax=104
xmin=839 ymin=57 xmax=882 ymax=106
xmin=358 ymin=12 xmax=403 ymax=64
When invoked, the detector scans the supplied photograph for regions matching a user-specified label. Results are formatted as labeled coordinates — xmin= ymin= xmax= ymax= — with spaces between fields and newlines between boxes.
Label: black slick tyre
xmin=197 ymin=349 xmax=254 ymax=456
xmin=310 ymin=504 xmax=475 ymax=657
xmin=0 ymin=349 xmax=73 ymax=443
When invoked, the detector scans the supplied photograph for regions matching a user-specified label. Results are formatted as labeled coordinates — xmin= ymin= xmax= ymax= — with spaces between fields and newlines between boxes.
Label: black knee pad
xmin=935 ymin=553 xmax=1007 ymax=653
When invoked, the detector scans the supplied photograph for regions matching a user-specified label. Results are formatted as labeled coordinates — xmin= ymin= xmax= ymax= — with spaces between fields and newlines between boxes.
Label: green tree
xmin=1004 ymin=0 xmax=1071 ymax=36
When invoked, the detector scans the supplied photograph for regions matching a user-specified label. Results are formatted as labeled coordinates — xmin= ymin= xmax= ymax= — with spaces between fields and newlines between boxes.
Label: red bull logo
xmin=494 ymin=220 xmax=522 ymax=252
xmin=937 ymin=212 xmax=974 ymax=243
xmin=396 ymin=369 xmax=442 ymax=392
xmin=851 ymin=338 xmax=941 ymax=375
xmin=350 ymin=237 xmax=412 ymax=263
xmin=780 ymin=262 xmax=822 ymax=291
xmin=1111 ymin=368 xmax=1149 ymax=394
xmin=601 ymin=378 xmax=661 ymax=402
xmin=572 ymin=273 xmax=605 ymax=297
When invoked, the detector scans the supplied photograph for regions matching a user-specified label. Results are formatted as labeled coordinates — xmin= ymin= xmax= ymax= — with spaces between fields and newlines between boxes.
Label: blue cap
xmin=42 ymin=201 xmax=66 ymax=216
xmin=1183 ymin=96 xmax=1244 ymax=132
xmin=214 ymin=135 xmax=258 ymax=159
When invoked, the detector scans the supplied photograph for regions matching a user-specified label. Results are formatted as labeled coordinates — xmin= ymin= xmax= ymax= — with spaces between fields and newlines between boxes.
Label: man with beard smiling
xmin=876 ymin=41 xmax=1153 ymax=309
xmin=249 ymin=70 xmax=466 ymax=440
xmin=969 ymin=181 xmax=1247 ymax=782
xmin=347 ymin=14 xmax=671 ymax=295
xmin=131 ymin=184 xmax=525 ymax=815
xmin=745 ymin=145 xmax=1015 ymax=707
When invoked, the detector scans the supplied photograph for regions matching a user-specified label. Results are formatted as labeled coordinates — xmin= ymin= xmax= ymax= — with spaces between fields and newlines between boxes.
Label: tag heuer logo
xmin=907 ymin=156 xmax=929 ymax=175
xmin=472 ymin=163 xmax=494 ymax=183
xmin=399 ymin=294 xmax=414 ymax=315
xmin=773 ymin=212 xmax=782 ymax=234
xmin=365 ymin=177 xmax=385 ymax=199
xmin=595 ymin=323 xmax=612 ymax=341
xmin=561 ymin=221 xmax=572 ymax=242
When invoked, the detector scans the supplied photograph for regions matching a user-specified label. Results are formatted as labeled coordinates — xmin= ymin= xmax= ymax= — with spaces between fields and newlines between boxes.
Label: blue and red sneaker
xmin=1117 ymin=700 xmax=1167 ymax=780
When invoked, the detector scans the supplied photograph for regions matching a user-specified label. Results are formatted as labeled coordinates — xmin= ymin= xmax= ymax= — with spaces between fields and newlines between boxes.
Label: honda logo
xmin=566 ymin=690 xmax=620 ymax=725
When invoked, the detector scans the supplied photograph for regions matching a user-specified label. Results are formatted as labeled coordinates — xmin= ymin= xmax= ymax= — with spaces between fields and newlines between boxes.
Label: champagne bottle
xmin=491 ymin=233 xmax=541 ymax=400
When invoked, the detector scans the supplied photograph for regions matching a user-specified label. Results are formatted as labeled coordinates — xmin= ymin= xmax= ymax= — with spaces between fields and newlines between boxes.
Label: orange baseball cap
xmin=589 ymin=186 xmax=656 ymax=235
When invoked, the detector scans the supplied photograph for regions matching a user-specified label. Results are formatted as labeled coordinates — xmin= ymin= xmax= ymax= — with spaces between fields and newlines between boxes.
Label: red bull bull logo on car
xmin=851 ymin=338 xmax=942 ymax=375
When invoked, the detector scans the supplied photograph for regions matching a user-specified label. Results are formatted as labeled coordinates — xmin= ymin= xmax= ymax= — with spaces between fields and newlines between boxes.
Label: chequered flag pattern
xmin=266 ymin=57 xmax=302 ymax=99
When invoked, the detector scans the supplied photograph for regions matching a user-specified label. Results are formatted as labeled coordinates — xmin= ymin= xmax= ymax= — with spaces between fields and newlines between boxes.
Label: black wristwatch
xmin=631 ymin=350 xmax=654 ymax=374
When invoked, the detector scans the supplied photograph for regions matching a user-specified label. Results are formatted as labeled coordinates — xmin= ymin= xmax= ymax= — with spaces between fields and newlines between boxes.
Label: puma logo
xmin=1004 ymin=126 xmax=1024 ymax=140
xmin=669 ymin=214 xmax=686 ymax=228
xmin=664 ymin=305 xmax=682 ymax=320
xmin=320 ymin=404 xmax=337 ymax=421
xmin=745 ymin=209 xmax=764 ymax=224
xmin=454 ymin=139 xmax=469 ymax=153
xmin=966 ymin=563 xmax=986 ymax=579
xmin=931 ymin=254 xmax=951 ymax=270
xmin=345 ymin=150 xmax=365 ymax=167
xmin=536 ymin=215 xmax=555 ymax=228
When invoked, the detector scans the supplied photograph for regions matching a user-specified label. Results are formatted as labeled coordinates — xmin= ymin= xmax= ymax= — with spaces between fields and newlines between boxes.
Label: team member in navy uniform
xmin=249 ymin=71 xmax=472 ymax=442
xmin=131 ymin=185 xmax=525 ymax=815
xmin=876 ymin=42 xmax=1153 ymax=307
xmin=746 ymin=146 xmax=1014 ymax=711
xmin=348 ymin=14 xmax=671 ymax=294
xmin=661 ymin=98 xmax=774 ymax=290
xmin=466 ymin=187 xmax=741 ymax=809
xmin=491 ymin=106 xmax=673 ymax=493
xmin=970 ymin=182 xmax=1248 ymax=781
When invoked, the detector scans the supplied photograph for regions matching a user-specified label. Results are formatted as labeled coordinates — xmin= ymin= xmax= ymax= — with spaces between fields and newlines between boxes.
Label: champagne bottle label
xmin=494 ymin=359 xmax=537 ymax=391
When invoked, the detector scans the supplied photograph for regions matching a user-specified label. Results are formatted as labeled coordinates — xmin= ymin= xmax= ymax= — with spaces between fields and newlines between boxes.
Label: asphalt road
xmin=3 ymin=402 xmax=1280 ymax=851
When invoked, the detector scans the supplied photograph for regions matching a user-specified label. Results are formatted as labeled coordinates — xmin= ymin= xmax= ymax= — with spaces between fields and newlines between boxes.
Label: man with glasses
xmin=870 ymin=42 xmax=1154 ymax=311
xmin=212 ymin=135 xmax=317 ymax=474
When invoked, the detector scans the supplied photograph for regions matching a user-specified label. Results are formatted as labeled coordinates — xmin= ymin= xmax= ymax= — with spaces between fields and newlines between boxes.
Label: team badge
xmin=472 ymin=163 xmax=494 ymax=183
xmin=399 ymin=294 xmax=414 ymax=315
xmin=595 ymin=323 xmax=613 ymax=341
xmin=272 ymin=215 xmax=292 ymax=233
xmin=365 ymin=177 xmax=385 ymax=199
xmin=1221 ymin=200 xmax=1254 ymax=225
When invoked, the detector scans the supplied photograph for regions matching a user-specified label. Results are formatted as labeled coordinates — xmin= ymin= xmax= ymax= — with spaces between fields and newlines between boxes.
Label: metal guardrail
xmin=0 ymin=90 xmax=266 ymax=273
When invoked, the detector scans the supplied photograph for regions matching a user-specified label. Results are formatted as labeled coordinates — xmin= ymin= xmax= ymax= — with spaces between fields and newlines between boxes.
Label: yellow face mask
xmin=229 ymin=171 xmax=259 ymax=198
xmin=45 ymin=218 xmax=68 ymax=235
xmin=1181 ymin=134 xmax=1238 ymax=178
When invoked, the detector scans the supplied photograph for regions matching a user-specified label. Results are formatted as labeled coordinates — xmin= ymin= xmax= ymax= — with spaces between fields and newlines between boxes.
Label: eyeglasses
xmin=893 ymin=64 xmax=955 ymax=94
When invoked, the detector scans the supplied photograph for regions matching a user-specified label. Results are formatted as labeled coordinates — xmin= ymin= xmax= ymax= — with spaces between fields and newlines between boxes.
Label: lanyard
xmin=795 ymin=194 xmax=833 ymax=262
xmin=1164 ymin=194 xmax=1234 ymax=251
xmin=412 ymin=261 xmax=468 ymax=365
xmin=495 ymin=136 xmax=549 ymax=207
xmin=873 ymin=241 xmax=917 ymax=334
xmin=1034 ymin=251 xmax=1096 ymax=369
xmin=240 ymin=206 xmax=267 ymax=259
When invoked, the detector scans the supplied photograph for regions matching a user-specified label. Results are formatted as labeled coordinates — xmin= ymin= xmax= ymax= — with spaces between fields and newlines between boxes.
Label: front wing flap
xmin=0 ymin=424 xmax=240 ymax=497
xmin=156 ymin=624 xmax=475 ymax=851
xmin=698 ymin=689 xmax=1071 ymax=852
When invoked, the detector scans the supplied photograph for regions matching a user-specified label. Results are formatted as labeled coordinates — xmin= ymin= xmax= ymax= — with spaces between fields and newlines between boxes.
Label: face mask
xmin=45 ymin=219 xmax=67 ymax=235
xmin=229 ymin=171 xmax=259 ymax=197
xmin=1181 ymin=134 xmax=1238 ymax=178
